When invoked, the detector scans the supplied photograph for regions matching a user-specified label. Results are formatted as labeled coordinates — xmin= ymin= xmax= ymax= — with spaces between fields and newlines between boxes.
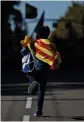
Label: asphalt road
xmin=1 ymin=82 xmax=84 ymax=121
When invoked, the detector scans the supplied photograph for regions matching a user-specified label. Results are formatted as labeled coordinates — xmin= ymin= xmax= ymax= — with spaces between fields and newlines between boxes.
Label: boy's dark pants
xmin=32 ymin=70 xmax=48 ymax=112
xmin=20 ymin=47 xmax=48 ymax=112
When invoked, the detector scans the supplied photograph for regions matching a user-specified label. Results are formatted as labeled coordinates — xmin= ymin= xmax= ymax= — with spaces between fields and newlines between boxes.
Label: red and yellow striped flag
xmin=28 ymin=39 xmax=61 ymax=68
xmin=20 ymin=36 xmax=61 ymax=69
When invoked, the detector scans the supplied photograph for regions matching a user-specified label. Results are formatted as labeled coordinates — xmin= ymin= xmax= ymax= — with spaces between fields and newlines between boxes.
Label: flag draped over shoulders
xmin=20 ymin=36 xmax=61 ymax=69
xmin=34 ymin=39 xmax=57 ymax=66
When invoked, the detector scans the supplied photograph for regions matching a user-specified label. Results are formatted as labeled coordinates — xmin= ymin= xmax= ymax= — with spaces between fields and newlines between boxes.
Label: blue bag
xmin=21 ymin=52 xmax=37 ymax=73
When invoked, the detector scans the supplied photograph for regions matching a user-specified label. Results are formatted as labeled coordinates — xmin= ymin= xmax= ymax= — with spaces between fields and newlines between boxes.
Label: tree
xmin=50 ymin=2 xmax=84 ymax=69
xmin=1 ymin=1 xmax=27 ymax=71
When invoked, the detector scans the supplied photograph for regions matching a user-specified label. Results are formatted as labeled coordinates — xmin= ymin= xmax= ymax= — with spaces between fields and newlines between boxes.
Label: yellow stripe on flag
xmin=41 ymin=39 xmax=51 ymax=44
xmin=35 ymin=53 xmax=53 ymax=66
xmin=35 ymin=43 xmax=54 ymax=57
xmin=27 ymin=42 xmax=58 ymax=66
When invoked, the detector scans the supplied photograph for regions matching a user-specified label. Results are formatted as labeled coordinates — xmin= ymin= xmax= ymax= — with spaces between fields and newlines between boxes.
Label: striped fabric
xmin=28 ymin=39 xmax=58 ymax=67
xmin=20 ymin=36 xmax=61 ymax=68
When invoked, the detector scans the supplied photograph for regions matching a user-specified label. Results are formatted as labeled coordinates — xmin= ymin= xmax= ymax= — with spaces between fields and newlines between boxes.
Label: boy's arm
xmin=20 ymin=35 xmax=36 ymax=54
xmin=20 ymin=36 xmax=32 ymax=48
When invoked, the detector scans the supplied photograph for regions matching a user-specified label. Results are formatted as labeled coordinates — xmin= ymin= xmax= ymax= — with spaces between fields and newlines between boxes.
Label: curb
xmin=1 ymin=82 xmax=84 ymax=87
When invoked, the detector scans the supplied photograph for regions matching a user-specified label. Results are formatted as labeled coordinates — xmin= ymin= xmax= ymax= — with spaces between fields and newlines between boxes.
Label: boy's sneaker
xmin=28 ymin=81 xmax=39 ymax=94
xmin=34 ymin=110 xmax=42 ymax=117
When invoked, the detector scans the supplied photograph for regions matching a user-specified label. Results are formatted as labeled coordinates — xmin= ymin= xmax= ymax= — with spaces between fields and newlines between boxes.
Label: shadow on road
xmin=1 ymin=83 xmax=84 ymax=96
xmin=70 ymin=116 xmax=84 ymax=121
xmin=47 ymin=84 xmax=84 ymax=90
xmin=41 ymin=115 xmax=84 ymax=121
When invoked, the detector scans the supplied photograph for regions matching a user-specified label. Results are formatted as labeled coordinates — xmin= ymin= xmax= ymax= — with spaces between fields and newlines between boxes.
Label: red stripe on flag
xmin=37 ymin=40 xmax=56 ymax=54
xmin=36 ymin=47 xmax=56 ymax=62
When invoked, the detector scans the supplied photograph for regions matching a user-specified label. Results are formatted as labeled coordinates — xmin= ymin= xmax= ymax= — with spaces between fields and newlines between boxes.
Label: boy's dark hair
xmin=37 ymin=26 xmax=50 ymax=39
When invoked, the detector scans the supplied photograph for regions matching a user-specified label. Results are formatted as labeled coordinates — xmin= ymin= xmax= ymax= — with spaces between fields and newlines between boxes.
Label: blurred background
xmin=1 ymin=2 xmax=84 ymax=121
xmin=1 ymin=1 xmax=84 ymax=84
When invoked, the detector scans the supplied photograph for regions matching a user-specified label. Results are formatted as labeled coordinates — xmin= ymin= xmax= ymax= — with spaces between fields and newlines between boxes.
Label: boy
xmin=20 ymin=25 xmax=61 ymax=117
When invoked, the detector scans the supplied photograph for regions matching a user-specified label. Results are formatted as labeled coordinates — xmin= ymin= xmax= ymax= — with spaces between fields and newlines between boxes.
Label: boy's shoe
xmin=28 ymin=81 xmax=38 ymax=94
xmin=34 ymin=110 xmax=42 ymax=117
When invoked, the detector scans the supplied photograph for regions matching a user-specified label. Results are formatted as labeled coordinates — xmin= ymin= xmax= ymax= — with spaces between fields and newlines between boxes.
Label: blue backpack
xmin=21 ymin=52 xmax=37 ymax=73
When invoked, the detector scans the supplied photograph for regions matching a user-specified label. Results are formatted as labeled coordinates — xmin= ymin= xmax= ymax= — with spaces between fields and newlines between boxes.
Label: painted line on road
xmin=23 ymin=115 xmax=30 ymax=121
xmin=25 ymin=97 xmax=32 ymax=109
xmin=23 ymin=89 xmax=32 ymax=121
xmin=23 ymin=97 xmax=32 ymax=121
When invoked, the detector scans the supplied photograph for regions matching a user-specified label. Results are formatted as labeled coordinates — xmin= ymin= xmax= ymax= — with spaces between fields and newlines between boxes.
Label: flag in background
xmin=26 ymin=3 xmax=37 ymax=19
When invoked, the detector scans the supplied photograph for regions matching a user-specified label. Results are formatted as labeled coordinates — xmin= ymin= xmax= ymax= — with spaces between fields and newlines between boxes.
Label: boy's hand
xmin=20 ymin=36 xmax=30 ymax=47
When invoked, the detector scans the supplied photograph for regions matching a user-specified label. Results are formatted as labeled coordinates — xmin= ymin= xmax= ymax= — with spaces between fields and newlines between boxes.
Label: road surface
xmin=1 ymin=82 xmax=84 ymax=121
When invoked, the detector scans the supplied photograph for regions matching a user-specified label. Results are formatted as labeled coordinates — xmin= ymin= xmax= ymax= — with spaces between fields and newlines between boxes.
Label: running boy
xmin=20 ymin=26 xmax=61 ymax=117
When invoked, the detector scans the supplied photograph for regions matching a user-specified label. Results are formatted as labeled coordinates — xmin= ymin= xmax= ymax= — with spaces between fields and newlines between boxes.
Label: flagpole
xmin=30 ymin=11 xmax=45 ymax=39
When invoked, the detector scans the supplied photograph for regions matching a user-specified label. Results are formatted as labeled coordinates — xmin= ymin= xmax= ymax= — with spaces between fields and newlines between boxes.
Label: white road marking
xmin=23 ymin=115 xmax=30 ymax=121
xmin=23 ymin=88 xmax=32 ymax=121
xmin=25 ymin=97 xmax=32 ymax=109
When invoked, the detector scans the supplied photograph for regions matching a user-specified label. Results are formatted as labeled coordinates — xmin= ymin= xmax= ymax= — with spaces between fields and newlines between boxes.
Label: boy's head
xmin=36 ymin=25 xmax=50 ymax=39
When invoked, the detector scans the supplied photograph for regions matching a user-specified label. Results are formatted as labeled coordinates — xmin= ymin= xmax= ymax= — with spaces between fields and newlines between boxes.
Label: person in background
xmin=20 ymin=25 xmax=61 ymax=117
